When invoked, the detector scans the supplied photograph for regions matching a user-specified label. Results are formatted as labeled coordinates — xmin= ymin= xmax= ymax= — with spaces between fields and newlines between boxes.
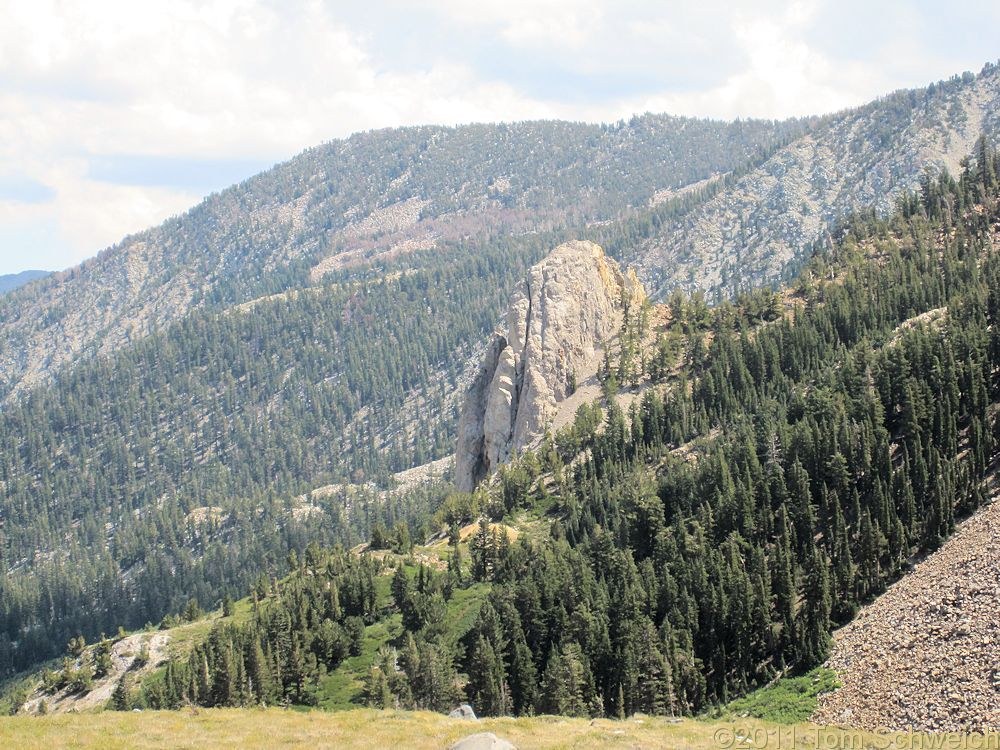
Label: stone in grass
xmin=449 ymin=732 xmax=517 ymax=750
xmin=448 ymin=704 xmax=477 ymax=720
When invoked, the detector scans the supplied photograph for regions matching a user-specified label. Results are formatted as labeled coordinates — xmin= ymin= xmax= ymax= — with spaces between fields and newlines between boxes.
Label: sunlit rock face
xmin=454 ymin=240 xmax=645 ymax=491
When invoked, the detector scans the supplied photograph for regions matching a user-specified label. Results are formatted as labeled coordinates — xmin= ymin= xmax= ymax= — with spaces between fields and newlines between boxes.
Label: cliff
xmin=454 ymin=240 xmax=644 ymax=491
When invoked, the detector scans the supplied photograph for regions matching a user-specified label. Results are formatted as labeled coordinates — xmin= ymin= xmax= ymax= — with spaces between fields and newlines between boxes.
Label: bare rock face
xmin=454 ymin=240 xmax=644 ymax=491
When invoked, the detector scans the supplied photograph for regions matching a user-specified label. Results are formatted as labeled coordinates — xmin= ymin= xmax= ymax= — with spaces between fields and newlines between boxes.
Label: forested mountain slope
xmin=3 ymin=63 xmax=1000 ymax=403
xmin=1 ymin=64 xmax=999 ymax=680
xmin=0 ymin=109 xmax=802 ymax=677
xmin=0 ymin=116 xmax=801 ymax=401
xmin=0 ymin=239 xmax=535 ymax=672
xmin=36 ymin=147 xmax=996 ymax=721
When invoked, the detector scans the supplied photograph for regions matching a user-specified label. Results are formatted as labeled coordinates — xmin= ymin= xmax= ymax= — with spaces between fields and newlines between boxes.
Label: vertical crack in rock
xmin=454 ymin=240 xmax=645 ymax=491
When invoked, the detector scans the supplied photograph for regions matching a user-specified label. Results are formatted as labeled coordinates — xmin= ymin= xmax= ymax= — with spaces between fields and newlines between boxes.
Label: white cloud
xmin=404 ymin=0 xmax=604 ymax=49
xmin=618 ymin=2 xmax=888 ymax=119
xmin=0 ymin=0 xmax=993 ymax=273
xmin=0 ymin=0 xmax=584 ymax=272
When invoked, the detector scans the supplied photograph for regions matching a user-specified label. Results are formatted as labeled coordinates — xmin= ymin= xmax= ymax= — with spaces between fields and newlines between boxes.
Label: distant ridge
xmin=0 ymin=269 xmax=49 ymax=294
xmin=1 ymin=64 xmax=997 ymax=401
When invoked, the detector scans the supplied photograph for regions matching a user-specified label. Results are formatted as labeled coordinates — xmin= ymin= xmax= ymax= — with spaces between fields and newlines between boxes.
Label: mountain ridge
xmin=631 ymin=63 xmax=1000 ymax=297
xmin=0 ymin=270 xmax=49 ymax=295
xmin=3 ymin=61 xmax=999 ymax=402
xmin=0 ymin=63 xmax=999 ymax=682
xmin=0 ymin=115 xmax=801 ymax=401
xmin=14 ymin=150 xmax=997 ymax=724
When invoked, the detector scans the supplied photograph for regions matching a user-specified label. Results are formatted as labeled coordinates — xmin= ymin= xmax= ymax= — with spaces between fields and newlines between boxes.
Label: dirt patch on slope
xmin=21 ymin=632 xmax=170 ymax=714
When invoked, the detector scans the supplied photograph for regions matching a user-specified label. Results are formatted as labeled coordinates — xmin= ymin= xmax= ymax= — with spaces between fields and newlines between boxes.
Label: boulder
xmin=448 ymin=703 xmax=477 ymax=720
xmin=449 ymin=732 xmax=517 ymax=750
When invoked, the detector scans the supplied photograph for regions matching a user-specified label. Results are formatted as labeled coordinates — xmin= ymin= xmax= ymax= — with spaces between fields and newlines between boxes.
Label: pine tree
xmin=93 ymin=635 xmax=113 ymax=678
xmin=364 ymin=665 xmax=393 ymax=709
xmin=248 ymin=640 xmax=274 ymax=705
xmin=110 ymin=676 xmax=131 ymax=711
xmin=212 ymin=643 xmax=238 ymax=707
xmin=634 ymin=620 xmax=674 ymax=716
xmin=196 ymin=652 xmax=211 ymax=705
xmin=798 ymin=550 xmax=832 ymax=665
xmin=467 ymin=634 xmax=508 ymax=716
xmin=508 ymin=633 xmax=538 ymax=715
xmin=771 ymin=506 xmax=797 ymax=658
xmin=539 ymin=642 xmax=593 ymax=718
xmin=391 ymin=565 xmax=410 ymax=612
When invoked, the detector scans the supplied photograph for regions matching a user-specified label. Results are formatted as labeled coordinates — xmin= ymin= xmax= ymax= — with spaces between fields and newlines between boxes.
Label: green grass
xmin=715 ymin=667 xmax=840 ymax=724
xmin=0 ymin=707 xmax=913 ymax=750
xmin=316 ymin=582 xmax=489 ymax=709
xmin=440 ymin=583 xmax=489 ymax=648
xmin=156 ymin=598 xmax=256 ymax=660
xmin=317 ymin=614 xmax=403 ymax=710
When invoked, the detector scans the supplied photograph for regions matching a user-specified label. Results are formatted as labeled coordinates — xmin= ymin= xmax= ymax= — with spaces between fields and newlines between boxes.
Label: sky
xmin=0 ymin=1 xmax=997 ymax=275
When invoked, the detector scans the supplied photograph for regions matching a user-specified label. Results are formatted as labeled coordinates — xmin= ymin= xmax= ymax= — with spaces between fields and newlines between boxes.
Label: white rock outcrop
xmin=454 ymin=240 xmax=644 ymax=491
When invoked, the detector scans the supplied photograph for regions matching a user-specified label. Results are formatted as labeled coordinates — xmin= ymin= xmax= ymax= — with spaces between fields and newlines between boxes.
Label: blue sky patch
xmin=87 ymin=155 xmax=276 ymax=193
xmin=0 ymin=175 xmax=55 ymax=204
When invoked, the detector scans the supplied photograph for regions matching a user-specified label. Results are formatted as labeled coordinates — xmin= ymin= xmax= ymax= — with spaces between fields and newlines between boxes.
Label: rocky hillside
xmin=632 ymin=64 xmax=1000 ymax=297
xmin=813 ymin=491 xmax=1000 ymax=732
xmin=455 ymin=241 xmax=644 ymax=490
xmin=66 ymin=149 xmax=1000 ymax=726
xmin=6 ymin=145 xmax=997 ymax=733
xmin=1 ymin=63 xmax=1000 ymax=680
